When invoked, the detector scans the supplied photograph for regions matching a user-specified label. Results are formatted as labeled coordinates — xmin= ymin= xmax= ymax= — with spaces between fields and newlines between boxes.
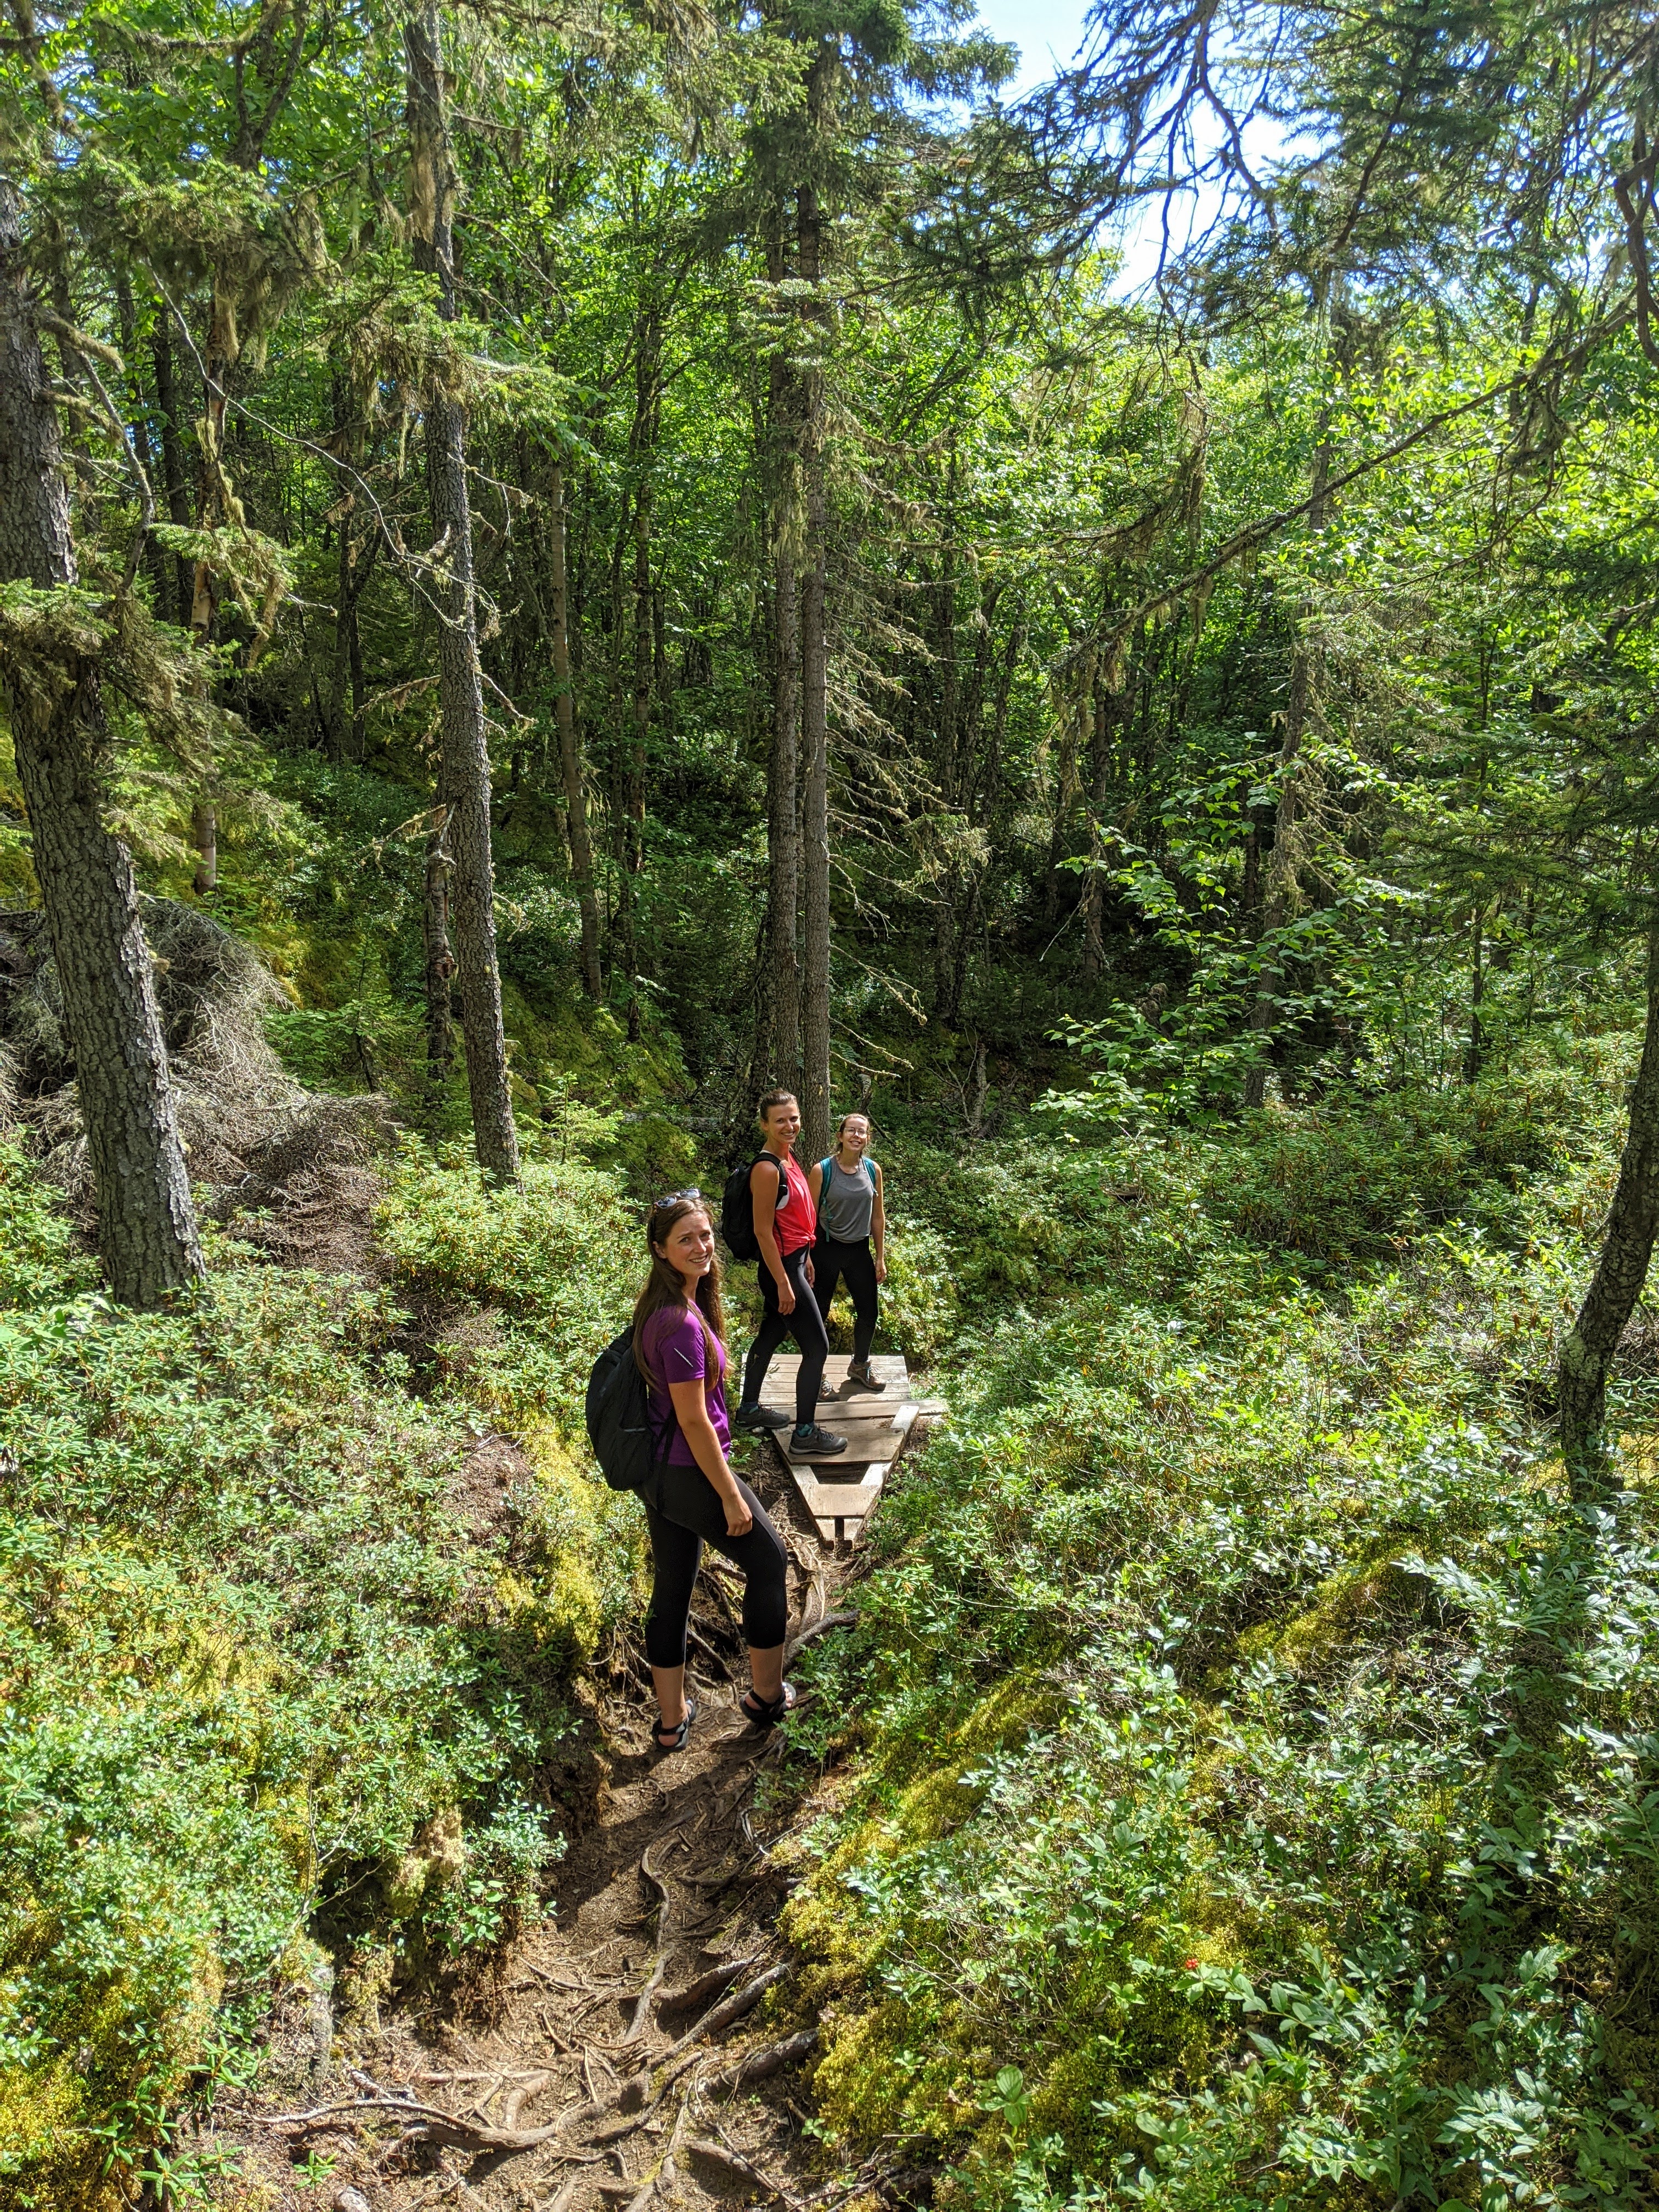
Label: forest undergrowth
xmin=3 ymin=1031 xmax=1658 ymax=2210
xmin=785 ymin=1045 xmax=1659 ymax=2212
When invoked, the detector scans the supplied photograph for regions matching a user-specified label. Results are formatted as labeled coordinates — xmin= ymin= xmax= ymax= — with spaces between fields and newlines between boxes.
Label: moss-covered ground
xmin=780 ymin=1051 xmax=1659 ymax=2211
xmin=5 ymin=993 xmax=1659 ymax=2210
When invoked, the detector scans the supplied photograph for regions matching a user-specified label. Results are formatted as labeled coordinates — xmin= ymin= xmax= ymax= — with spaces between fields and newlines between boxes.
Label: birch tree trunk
xmin=0 ymin=174 xmax=203 ymax=1307
xmin=405 ymin=0 xmax=520 ymax=1183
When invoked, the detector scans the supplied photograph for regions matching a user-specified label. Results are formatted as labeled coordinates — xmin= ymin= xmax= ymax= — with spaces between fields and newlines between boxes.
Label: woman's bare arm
xmin=751 ymin=1159 xmax=792 ymax=1307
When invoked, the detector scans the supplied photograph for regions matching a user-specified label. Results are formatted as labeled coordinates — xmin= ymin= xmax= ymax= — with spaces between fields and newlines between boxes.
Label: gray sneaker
xmin=735 ymin=1402 xmax=792 ymax=1431
xmin=791 ymin=1423 xmax=848 ymax=1456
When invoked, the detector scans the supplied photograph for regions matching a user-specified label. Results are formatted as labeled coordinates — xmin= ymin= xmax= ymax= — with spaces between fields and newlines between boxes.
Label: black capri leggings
xmin=740 ymin=1245 xmax=828 ymax=1427
xmin=642 ymin=1460 xmax=788 ymax=1669
xmin=814 ymin=1235 xmax=879 ymax=1365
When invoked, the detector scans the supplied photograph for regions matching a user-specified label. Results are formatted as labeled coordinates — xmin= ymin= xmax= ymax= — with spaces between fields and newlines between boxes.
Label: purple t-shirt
xmin=639 ymin=1304 xmax=730 ymax=1468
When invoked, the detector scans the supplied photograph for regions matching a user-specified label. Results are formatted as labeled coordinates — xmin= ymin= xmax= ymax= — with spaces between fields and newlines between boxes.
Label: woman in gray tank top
xmin=808 ymin=1113 xmax=887 ymax=1393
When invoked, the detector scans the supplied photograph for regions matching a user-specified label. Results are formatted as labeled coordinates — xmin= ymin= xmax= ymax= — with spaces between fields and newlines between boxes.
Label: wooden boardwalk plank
xmin=754 ymin=1353 xmax=940 ymax=1544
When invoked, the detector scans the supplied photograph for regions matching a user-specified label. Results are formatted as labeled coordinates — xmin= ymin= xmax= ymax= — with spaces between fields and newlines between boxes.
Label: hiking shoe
xmin=735 ymin=1401 xmax=792 ymax=1431
xmin=819 ymin=1378 xmax=840 ymax=1400
xmin=791 ymin=1423 xmax=848 ymax=1456
xmin=845 ymin=1364 xmax=885 ymax=1392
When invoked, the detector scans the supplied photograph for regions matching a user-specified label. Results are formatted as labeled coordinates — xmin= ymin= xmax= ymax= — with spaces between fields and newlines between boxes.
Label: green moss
xmin=0 ymin=1143 xmax=636 ymax=2196
xmin=1235 ymin=1547 xmax=1430 ymax=1675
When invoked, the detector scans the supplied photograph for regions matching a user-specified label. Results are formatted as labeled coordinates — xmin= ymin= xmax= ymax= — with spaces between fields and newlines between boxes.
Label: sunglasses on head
xmin=649 ymin=1187 xmax=702 ymax=1212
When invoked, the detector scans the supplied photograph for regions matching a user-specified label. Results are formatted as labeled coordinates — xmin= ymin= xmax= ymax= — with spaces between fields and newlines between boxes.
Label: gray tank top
xmin=818 ymin=1154 xmax=875 ymax=1242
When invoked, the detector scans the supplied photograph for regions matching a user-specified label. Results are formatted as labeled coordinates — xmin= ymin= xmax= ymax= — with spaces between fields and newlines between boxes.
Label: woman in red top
xmin=633 ymin=1194 xmax=794 ymax=1750
xmin=733 ymin=1090 xmax=847 ymax=1455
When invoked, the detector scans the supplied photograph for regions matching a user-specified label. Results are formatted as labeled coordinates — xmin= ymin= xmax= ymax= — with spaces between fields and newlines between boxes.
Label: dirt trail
xmin=230 ymin=1447 xmax=872 ymax=2212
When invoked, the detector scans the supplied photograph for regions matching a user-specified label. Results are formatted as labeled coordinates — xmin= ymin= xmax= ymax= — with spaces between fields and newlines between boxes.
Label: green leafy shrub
xmin=787 ymin=1070 xmax=1659 ymax=2211
xmin=0 ymin=1145 xmax=637 ymax=2204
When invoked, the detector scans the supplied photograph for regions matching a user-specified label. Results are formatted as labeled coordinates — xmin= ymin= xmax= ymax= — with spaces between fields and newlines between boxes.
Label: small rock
xmin=334 ymin=2189 xmax=372 ymax=2212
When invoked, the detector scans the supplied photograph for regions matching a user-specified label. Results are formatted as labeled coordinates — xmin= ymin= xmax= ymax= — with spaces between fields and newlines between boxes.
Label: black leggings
xmin=814 ymin=1235 xmax=879 ymax=1365
xmin=642 ymin=1460 xmax=788 ymax=1669
xmin=740 ymin=1245 xmax=828 ymax=1427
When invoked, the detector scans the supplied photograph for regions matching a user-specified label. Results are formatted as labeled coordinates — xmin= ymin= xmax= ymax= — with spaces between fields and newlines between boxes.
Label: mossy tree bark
xmin=422 ymin=810 xmax=455 ymax=1127
xmin=0 ymin=174 xmax=204 ymax=1307
xmin=764 ymin=215 xmax=802 ymax=1094
xmin=548 ymin=461 xmax=602 ymax=1001
xmin=621 ymin=302 xmax=661 ymax=1046
xmin=1559 ymin=920 xmax=1659 ymax=1499
xmin=405 ymin=0 xmax=520 ymax=1184
xmin=797 ymin=159 xmax=831 ymax=1165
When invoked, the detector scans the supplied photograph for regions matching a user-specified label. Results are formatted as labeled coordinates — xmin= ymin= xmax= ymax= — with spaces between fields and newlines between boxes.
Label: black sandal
xmin=654 ymin=1695 xmax=698 ymax=1753
xmin=741 ymin=1682 xmax=798 ymax=1731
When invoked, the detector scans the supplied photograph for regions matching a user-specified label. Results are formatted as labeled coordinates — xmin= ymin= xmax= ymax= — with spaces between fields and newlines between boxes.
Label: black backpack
xmin=585 ymin=1329 xmax=675 ymax=1492
xmin=720 ymin=1152 xmax=788 ymax=1262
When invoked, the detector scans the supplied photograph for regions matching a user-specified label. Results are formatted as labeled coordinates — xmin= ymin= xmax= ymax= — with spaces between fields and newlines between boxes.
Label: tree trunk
xmin=422 ymin=811 xmax=455 ymax=1126
xmin=324 ymin=372 xmax=374 ymax=763
xmin=0 ymin=174 xmax=204 ymax=1307
xmin=1244 ymin=436 xmax=1330 ymax=1110
xmin=548 ymin=462 xmax=602 ymax=1000
xmin=1560 ymin=922 xmax=1659 ymax=1500
xmin=114 ymin=268 xmax=172 ymax=619
xmin=797 ymin=173 xmax=831 ymax=1163
xmin=191 ymin=796 xmax=217 ymax=893
xmin=1242 ymin=639 xmax=1313 ymax=1109
xmin=189 ymin=284 xmax=236 ymax=640
xmin=406 ymin=0 xmax=520 ymax=1184
xmin=765 ymin=307 xmax=801 ymax=1092
xmin=149 ymin=302 xmax=194 ymax=625
xmin=1081 ymin=678 xmax=1118 ymax=984
xmin=1464 ymin=903 xmax=1485 ymax=1084
xmin=622 ymin=304 xmax=661 ymax=1045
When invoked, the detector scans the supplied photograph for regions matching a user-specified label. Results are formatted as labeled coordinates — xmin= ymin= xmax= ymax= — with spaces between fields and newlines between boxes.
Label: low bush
xmin=0 ymin=1138 xmax=639 ymax=2205
xmin=786 ymin=1066 xmax=1659 ymax=2210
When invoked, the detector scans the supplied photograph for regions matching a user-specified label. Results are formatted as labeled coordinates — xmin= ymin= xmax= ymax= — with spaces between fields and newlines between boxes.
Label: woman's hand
xmin=876 ymin=1254 xmax=888 ymax=1284
xmin=721 ymin=1483 xmax=754 ymax=1537
xmin=775 ymin=1271 xmax=795 ymax=1314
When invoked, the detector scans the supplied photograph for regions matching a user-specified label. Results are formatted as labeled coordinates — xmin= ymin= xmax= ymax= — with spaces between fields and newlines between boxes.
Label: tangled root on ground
xmin=0 ymin=897 xmax=400 ymax=1276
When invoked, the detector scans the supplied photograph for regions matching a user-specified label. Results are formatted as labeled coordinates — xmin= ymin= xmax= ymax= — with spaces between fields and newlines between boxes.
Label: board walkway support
xmin=755 ymin=1353 xmax=945 ymax=1544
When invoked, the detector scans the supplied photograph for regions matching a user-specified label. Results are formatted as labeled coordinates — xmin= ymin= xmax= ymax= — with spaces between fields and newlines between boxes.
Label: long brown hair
xmin=631 ymin=1197 xmax=725 ymax=1392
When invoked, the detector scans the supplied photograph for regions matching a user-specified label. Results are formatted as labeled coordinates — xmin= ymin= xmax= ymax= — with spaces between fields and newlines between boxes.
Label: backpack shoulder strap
xmin=752 ymin=1152 xmax=788 ymax=1204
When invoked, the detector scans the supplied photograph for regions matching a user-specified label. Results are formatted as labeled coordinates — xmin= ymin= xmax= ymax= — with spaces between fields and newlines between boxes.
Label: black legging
xmin=740 ymin=1245 xmax=828 ymax=1427
xmin=814 ymin=1235 xmax=879 ymax=1365
xmin=642 ymin=1460 xmax=788 ymax=1668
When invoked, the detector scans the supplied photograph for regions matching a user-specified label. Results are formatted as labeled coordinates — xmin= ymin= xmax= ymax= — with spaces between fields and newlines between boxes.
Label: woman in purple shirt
xmin=632 ymin=1194 xmax=795 ymax=1751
